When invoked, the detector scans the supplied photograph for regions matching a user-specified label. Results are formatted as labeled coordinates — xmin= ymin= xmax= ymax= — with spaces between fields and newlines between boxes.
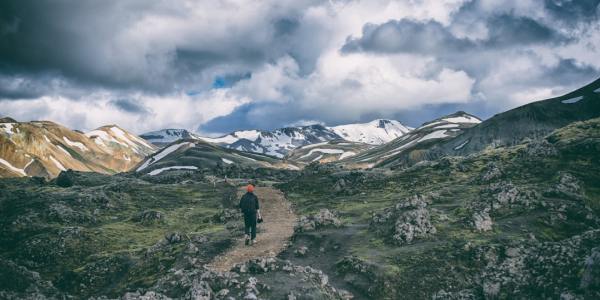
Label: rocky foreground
xmin=1 ymin=118 xmax=599 ymax=299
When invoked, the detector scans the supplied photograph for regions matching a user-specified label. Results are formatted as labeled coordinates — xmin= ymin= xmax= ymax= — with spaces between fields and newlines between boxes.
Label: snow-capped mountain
xmin=342 ymin=111 xmax=481 ymax=169
xmin=200 ymin=124 xmax=341 ymax=158
xmin=140 ymin=129 xmax=202 ymax=147
xmin=143 ymin=119 xmax=412 ymax=158
xmin=329 ymin=119 xmax=412 ymax=145
xmin=0 ymin=118 xmax=156 ymax=178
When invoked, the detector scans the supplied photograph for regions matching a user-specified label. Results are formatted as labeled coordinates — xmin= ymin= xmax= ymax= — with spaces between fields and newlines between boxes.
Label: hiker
xmin=239 ymin=184 xmax=262 ymax=245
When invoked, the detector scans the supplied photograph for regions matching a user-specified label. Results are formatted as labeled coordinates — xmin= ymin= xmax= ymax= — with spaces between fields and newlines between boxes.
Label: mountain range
xmin=142 ymin=119 xmax=412 ymax=158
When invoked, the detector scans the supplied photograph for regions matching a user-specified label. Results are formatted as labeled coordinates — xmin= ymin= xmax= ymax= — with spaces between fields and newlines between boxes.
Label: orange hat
xmin=247 ymin=184 xmax=255 ymax=192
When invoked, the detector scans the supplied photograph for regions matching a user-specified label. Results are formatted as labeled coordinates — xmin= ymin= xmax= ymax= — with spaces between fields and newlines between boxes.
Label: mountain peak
xmin=330 ymin=119 xmax=411 ymax=145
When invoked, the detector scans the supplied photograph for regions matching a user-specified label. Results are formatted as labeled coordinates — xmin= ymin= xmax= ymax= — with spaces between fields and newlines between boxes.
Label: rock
xmin=580 ymin=247 xmax=600 ymax=291
xmin=294 ymin=246 xmax=308 ymax=257
xmin=432 ymin=289 xmax=477 ymax=300
xmin=122 ymin=291 xmax=172 ymax=300
xmin=133 ymin=210 xmax=165 ymax=225
xmin=187 ymin=280 xmax=212 ymax=300
xmin=296 ymin=209 xmax=342 ymax=232
xmin=552 ymin=172 xmax=584 ymax=199
xmin=215 ymin=289 xmax=229 ymax=297
xmin=371 ymin=194 xmax=436 ymax=245
xmin=480 ymin=162 xmax=503 ymax=182
xmin=214 ymin=209 xmax=242 ymax=223
xmin=164 ymin=232 xmax=185 ymax=244
xmin=522 ymin=139 xmax=559 ymax=158
xmin=393 ymin=206 xmax=436 ymax=244
xmin=472 ymin=211 xmax=493 ymax=232
xmin=481 ymin=181 xmax=539 ymax=210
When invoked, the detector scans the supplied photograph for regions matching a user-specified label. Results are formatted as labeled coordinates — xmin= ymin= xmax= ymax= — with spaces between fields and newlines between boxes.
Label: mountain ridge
xmin=0 ymin=118 xmax=156 ymax=178
xmin=142 ymin=118 xmax=413 ymax=158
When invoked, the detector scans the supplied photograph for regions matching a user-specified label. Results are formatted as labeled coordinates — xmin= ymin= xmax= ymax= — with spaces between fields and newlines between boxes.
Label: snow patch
xmin=149 ymin=166 xmax=198 ymax=176
xmin=453 ymin=139 xmax=470 ymax=150
xmin=0 ymin=123 xmax=15 ymax=135
xmin=63 ymin=136 xmax=89 ymax=151
xmin=24 ymin=159 xmax=35 ymax=170
xmin=339 ymin=151 xmax=357 ymax=160
xmin=561 ymin=96 xmax=583 ymax=104
xmin=594 ymin=87 xmax=600 ymax=93
xmin=57 ymin=146 xmax=72 ymax=157
xmin=221 ymin=158 xmax=233 ymax=165
xmin=49 ymin=156 xmax=66 ymax=171
xmin=0 ymin=158 xmax=27 ymax=176
xmin=435 ymin=124 xmax=459 ymax=129
xmin=285 ymin=164 xmax=300 ymax=171
xmin=137 ymin=142 xmax=192 ymax=172
xmin=417 ymin=130 xmax=448 ymax=143
xmin=298 ymin=148 xmax=345 ymax=159
xmin=443 ymin=116 xmax=481 ymax=124
xmin=43 ymin=135 xmax=52 ymax=143
xmin=312 ymin=154 xmax=324 ymax=162
xmin=382 ymin=139 xmax=419 ymax=159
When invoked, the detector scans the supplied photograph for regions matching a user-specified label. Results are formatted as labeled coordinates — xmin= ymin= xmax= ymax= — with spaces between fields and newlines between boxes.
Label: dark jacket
xmin=239 ymin=192 xmax=259 ymax=215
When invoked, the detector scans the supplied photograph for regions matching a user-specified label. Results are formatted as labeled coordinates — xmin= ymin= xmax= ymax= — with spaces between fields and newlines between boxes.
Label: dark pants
xmin=243 ymin=213 xmax=257 ymax=240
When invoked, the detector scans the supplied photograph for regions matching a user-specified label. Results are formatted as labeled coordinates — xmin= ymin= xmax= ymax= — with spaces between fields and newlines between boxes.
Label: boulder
xmin=472 ymin=211 xmax=493 ymax=232
xmin=371 ymin=194 xmax=436 ymax=245
xmin=133 ymin=210 xmax=165 ymax=225
xmin=296 ymin=209 xmax=342 ymax=232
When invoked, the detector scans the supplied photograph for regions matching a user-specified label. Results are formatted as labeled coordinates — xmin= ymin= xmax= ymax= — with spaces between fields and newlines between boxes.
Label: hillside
xmin=0 ymin=119 xmax=156 ymax=178
xmin=286 ymin=140 xmax=373 ymax=165
xmin=135 ymin=139 xmax=300 ymax=177
xmin=277 ymin=117 xmax=600 ymax=299
xmin=427 ymin=78 xmax=600 ymax=159
xmin=341 ymin=111 xmax=481 ymax=169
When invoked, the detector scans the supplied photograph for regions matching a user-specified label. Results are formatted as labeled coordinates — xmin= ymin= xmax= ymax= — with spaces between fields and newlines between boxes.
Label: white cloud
xmin=0 ymin=90 xmax=249 ymax=134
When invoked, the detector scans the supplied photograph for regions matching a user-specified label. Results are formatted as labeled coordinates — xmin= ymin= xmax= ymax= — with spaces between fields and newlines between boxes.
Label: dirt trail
xmin=208 ymin=186 xmax=297 ymax=272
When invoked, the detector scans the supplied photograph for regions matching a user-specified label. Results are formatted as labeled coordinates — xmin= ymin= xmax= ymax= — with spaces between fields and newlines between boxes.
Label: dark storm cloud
xmin=0 ymin=1 xmax=152 ymax=88
xmin=342 ymin=14 xmax=565 ymax=55
xmin=109 ymin=98 xmax=151 ymax=114
xmin=544 ymin=0 xmax=600 ymax=24
xmin=341 ymin=20 xmax=474 ymax=54
xmin=0 ymin=0 xmax=326 ymax=98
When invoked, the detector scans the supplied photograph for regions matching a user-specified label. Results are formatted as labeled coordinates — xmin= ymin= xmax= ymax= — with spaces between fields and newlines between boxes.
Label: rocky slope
xmin=135 ymin=138 xmax=300 ymax=177
xmin=285 ymin=140 xmax=374 ymax=165
xmin=278 ymin=117 xmax=600 ymax=299
xmin=426 ymin=77 xmax=600 ymax=159
xmin=0 ymin=118 xmax=156 ymax=178
xmin=341 ymin=111 xmax=481 ymax=169
xmin=1 ymin=116 xmax=598 ymax=299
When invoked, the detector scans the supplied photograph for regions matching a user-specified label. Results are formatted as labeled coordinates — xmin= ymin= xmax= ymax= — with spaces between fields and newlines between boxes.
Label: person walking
xmin=239 ymin=184 xmax=262 ymax=245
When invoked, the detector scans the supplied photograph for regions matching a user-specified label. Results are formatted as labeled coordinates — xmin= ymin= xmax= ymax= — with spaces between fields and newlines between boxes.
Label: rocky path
xmin=208 ymin=186 xmax=297 ymax=272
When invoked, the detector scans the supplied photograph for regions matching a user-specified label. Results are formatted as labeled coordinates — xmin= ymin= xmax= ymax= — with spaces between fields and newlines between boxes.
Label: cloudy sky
xmin=0 ymin=0 xmax=599 ymax=135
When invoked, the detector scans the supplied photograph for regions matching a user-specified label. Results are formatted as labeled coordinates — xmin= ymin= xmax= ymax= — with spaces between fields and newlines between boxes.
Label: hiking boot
xmin=245 ymin=238 xmax=250 ymax=246
xmin=251 ymin=239 xmax=257 ymax=245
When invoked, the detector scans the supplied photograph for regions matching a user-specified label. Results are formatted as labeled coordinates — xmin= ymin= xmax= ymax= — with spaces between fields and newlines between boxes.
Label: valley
xmin=0 ymin=79 xmax=599 ymax=299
